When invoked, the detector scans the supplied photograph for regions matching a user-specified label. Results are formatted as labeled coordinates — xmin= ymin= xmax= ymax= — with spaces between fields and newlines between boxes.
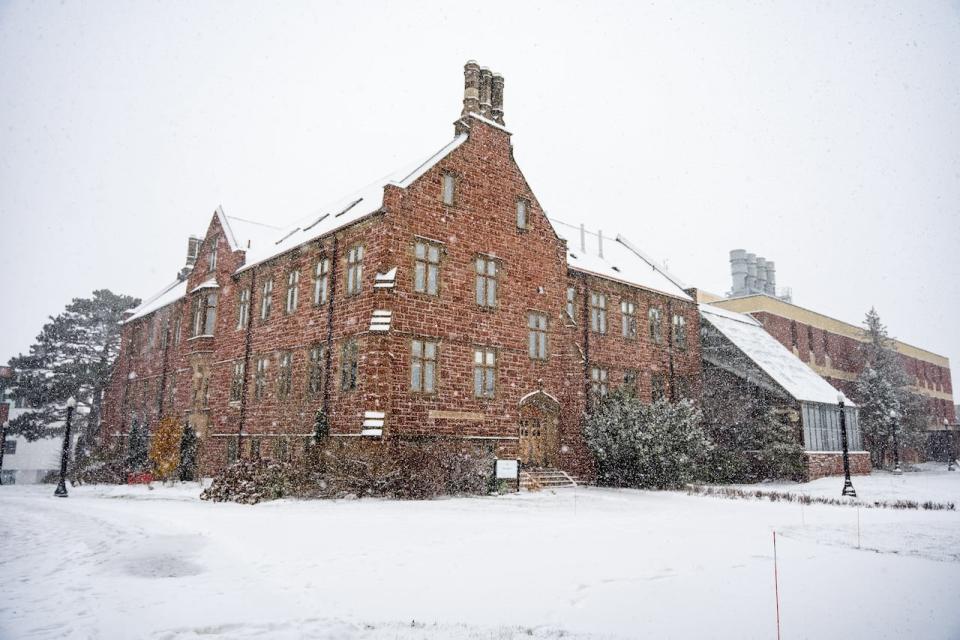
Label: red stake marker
xmin=773 ymin=531 xmax=782 ymax=640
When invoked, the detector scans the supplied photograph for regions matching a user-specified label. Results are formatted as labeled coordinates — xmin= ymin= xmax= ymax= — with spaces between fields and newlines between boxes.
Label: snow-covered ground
xmin=1 ymin=470 xmax=958 ymax=639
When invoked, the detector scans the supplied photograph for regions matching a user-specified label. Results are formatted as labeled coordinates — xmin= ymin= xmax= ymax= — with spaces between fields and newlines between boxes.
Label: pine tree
xmin=127 ymin=421 xmax=149 ymax=472
xmin=854 ymin=307 xmax=923 ymax=468
xmin=6 ymin=290 xmax=140 ymax=444
xmin=179 ymin=424 xmax=198 ymax=481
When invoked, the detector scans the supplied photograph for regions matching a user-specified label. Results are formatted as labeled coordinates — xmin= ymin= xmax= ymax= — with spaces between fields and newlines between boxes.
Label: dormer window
xmin=442 ymin=172 xmax=455 ymax=205
xmin=516 ymin=198 xmax=529 ymax=229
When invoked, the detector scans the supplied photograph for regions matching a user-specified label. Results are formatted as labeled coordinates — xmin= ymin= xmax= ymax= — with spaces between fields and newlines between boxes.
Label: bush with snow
xmin=583 ymin=391 xmax=708 ymax=489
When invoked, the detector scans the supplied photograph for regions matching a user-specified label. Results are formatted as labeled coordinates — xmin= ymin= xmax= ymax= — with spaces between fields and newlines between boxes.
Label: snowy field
xmin=1 ymin=471 xmax=959 ymax=640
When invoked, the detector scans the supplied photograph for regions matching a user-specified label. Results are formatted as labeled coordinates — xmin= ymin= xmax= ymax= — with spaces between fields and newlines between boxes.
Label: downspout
xmin=237 ymin=269 xmax=256 ymax=458
xmin=156 ymin=313 xmax=172 ymax=419
xmin=322 ymin=235 xmax=340 ymax=418
xmin=667 ymin=299 xmax=676 ymax=402
xmin=581 ymin=276 xmax=591 ymax=408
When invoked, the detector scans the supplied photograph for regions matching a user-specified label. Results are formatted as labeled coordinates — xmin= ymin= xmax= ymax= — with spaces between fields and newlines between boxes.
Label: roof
xmin=123 ymin=279 xmax=188 ymax=324
xmin=550 ymin=218 xmax=692 ymax=301
xmin=699 ymin=304 xmax=854 ymax=406
xmin=220 ymin=212 xmax=282 ymax=253
xmin=237 ymin=134 xmax=469 ymax=274
xmin=711 ymin=294 xmax=950 ymax=368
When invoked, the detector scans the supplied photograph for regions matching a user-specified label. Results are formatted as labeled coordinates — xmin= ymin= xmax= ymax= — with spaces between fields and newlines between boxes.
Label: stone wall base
xmin=805 ymin=451 xmax=872 ymax=481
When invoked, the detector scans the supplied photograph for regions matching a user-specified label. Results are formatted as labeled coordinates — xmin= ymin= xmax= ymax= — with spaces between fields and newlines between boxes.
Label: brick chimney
xmin=461 ymin=60 xmax=481 ymax=117
xmin=459 ymin=61 xmax=506 ymax=127
xmin=479 ymin=67 xmax=493 ymax=118
xmin=490 ymin=73 xmax=504 ymax=124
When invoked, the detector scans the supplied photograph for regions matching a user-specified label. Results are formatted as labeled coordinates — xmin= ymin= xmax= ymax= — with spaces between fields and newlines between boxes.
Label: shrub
xmin=201 ymin=437 xmax=493 ymax=504
xmin=583 ymin=390 xmax=708 ymax=489
xmin=149 ymin=417 xmax=183 ymax=482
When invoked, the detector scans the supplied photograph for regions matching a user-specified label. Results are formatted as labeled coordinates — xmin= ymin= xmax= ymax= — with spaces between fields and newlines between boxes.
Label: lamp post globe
xmin=54 ymin=396 xmax=76 ymax=498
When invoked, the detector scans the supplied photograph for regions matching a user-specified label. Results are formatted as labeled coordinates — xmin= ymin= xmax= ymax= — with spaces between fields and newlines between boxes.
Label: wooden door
xmin=518 ymin=394 xmax=559 ymax=468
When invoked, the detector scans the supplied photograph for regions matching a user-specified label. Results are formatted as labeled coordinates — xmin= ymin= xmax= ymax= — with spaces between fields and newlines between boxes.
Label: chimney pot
xmin=461 ymin=60 xmax=481 ymax=117
xmin=479 ymin=67 xmax=493 ymax=118
xmin=729 ymin=249 xmax=748 ymax=296
xmin=490 ymin=73 xmax=505 ymax=124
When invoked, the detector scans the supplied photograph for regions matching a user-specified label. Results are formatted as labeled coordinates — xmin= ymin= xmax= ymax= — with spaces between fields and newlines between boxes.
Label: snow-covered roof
xmin=190 ymin=278 xmax=219 ymax=293
xmin=550 ymin=218 xmax=692 ymax=301
xmin=699 ymin=304 xmax=855 ymax=406
xmin=237 ymin=134 xmax=468 ymax=274
xmin=123 ymin=279 xmax=188 ymax=324
xmin=221 ymin=213 xmax=282 ymax=253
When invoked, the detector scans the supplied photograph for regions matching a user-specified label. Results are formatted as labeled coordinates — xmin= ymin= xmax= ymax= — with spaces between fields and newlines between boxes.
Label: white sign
xmin=496 ymin=459 xmax=519 ymax=479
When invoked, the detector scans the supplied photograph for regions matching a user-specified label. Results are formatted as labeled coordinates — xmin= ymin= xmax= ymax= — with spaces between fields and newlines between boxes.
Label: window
xmin=473 ymin=348 xmax=496 ymax=398
xmin=254 ymin=356 xmax=269 ymax=401
xmin=414 ymin=239 xmax=441 ymax=295
xmin=274 ymin=436 xmax=290 ymax=462
xmin=528 ymin=312 xmax=548 ymax=360
xmin=790 ymin=320 xmax=798 ymax=348
xmin=208 ymin=235 xmax=218 ymax=272
xmin=0 ymin=470 xmax=14 ymax=484
xmin=648 ymin=307 xmax=662 ymax=344
xmin=341 ymin=339 xmax=359 ymax=391
xmin=260 ymin=279 xmax=273 ymax=321
xmin=807 ymin=325 xmax=815 ymax=352
xmin=313 ymin=258 xmax=330 ymax=305
xmin=230 ymin=361 xmax=244 ymax=402
xmin=516 ymin=198 xmax=529 ymax=229
xmin=237 ymin=288 xmax=250 ymax=329
xmin=590 ymin=367 xmax=608 ymax=405
xmin=410 ymin=339 xmax=438 ymax=393
xmin=173 ymin=315 xmax=182 ymax=345
xmin=621 ymin=300 xmax=637 ymax=339
xmin=203 ymin=292 xmax=218 ymax=335
xmin=442 ymin=172 xmax=455 ymax=205
xmin=346 ymin=245 xmax=364 ymax=295
xmin=624 ymin=369 xmax=638 ymax=394
xmin=566 ymin=286 xmax=576 ymax=320
xmin=308 ymin=344 xmax=325 ymax=396
xmin=3 ymin=439 xmax=16 ymax=455
xmin=590 ymin=292 xmax=607 ymax=334
xmin=475 ymin=256 xmax=498 ymax=307
xmin=672 ymin=314 xmax=687 ymax=350
xmin=226 ymin=437 xmax=238 ymax=464
xmin=277 ymin=351 xmax=292 ymax=399
xmin=651 ymin=372 xmax=667 ymax=402
xmin=191 ymin=296 xmax=204 ymax=337
xmin=285 ymin=270 xmax=300 ymax=314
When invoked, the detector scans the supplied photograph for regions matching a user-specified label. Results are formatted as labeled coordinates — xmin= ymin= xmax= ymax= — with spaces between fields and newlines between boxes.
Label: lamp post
xmin=838 ymin=395 xmax=857 ymax=497
xmin=54 ymin=396 xmax=76 ymax=498
xmin=889 ymin=408 xmax=902 ymax=475
xmin=947 ymin=419 xmax=956 ymax=472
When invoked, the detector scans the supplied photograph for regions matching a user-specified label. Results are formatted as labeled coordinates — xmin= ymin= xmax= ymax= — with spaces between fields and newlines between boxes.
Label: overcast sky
xmin=2 ymin=1 xmax=958 ymax=389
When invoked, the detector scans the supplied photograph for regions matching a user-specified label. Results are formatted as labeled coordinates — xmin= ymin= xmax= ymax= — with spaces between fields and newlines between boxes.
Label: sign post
xmin=495 ymin=459 xmax=520 ymax=493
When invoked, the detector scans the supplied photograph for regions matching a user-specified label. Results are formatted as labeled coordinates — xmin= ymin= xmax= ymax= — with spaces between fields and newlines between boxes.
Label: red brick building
xmin=101 ymin=62 xmax=702 ymax=479
xmin=705 ymin=292 xmax=956 ymax=459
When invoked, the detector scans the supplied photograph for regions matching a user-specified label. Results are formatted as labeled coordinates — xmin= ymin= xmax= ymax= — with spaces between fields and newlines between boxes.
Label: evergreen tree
xmin=179 ymin=424 xmax=198 ymax=481
xmin=6 ymin=290 xmax=140 ymax=443
xmin=127 ymin=421 xmax=149 ymax=472
xmin=854 ymin=307 xmax=924 ymax=467
xmin=583 ymin=390 xmax=708 ymax=489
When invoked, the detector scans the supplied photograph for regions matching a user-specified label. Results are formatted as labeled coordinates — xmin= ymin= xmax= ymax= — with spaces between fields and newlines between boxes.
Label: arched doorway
xmin=518 ymin=390 xmax=560 ymax=468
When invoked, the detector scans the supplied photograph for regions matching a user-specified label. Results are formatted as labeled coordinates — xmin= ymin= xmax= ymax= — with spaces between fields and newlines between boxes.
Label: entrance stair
xmin=520 ymin=468 xmax=579 ymax=491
